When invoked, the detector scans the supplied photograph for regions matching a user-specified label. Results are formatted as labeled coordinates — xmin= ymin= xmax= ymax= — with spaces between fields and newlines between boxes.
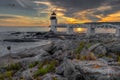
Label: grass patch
xmin=86 ymin=43 xmax=92 ymax=49
xmin=53 ymin=77 xmax=58 ymax=80
xmin=0 ymin=71 xmax=13 ymax=80
xmin=5 ymin=63 xmax=21 ymax=71
xmin=75 ymin=41 xmax=86 ymax=54
xmin=97 ymin=54 xmax=105 ymax=58
xmin=29 ymin=61 xmax=39 ymax=68
xmin=20 ymin=76 xmax=25 ymax=80
xmin=80 ymin=53 xmax=96 ymax=60
xmin=0 ymin=63 xmax=21 ymax=79
xmin=80 ymin=55 xmax=87 ymax=60
xmin=35 ymin=66 xmax=49 ymax=76
xmin=76 ymin=54 xmax=81 ymax=60
xmin=4 ymin=71 xmax=13 ymax=78
xmin=117 ymin=56 xmax=120 ymax=63
xmin=34 ymin=60 xmax=58 ymax=78
xmin=0 ymin=74 xmax=4 ymax=80
xmin=85 ymin=53 xmax=96 ymax=60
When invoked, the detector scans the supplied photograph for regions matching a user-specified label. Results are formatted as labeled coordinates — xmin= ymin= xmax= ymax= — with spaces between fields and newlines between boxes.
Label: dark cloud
xmin=48 ymin=0 xmax=120 ymax=21
xmin=0 ymin=0 xmax=38 ymax=10
xmin=0 ymin=0 xmax=24 ymax=9
xmin=0 ymin=0 xmax=38 ymax=17
xmin=0 ymin=15 xmax=18 ymax=19
xmin=48 ymin=0 xmax=106 ymax=14
xmin=86 ymin=14 xmax=101 ymax=22
xmin=49 ymin=0 xmax=105 ymax=10
xmin=0 ymin=0 xmax=120 ymax=22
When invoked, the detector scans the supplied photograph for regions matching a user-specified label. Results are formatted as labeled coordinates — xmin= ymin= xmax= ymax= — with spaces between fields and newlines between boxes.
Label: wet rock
xmin=53 ymin=50 xmax=63 ymax=58
xmin=107 ymin=43 xmax=120 ymax=54
xmin=56 ymin=59 xmax=76 ymax=77
xmin=68 ymin=72 xmax=86 ymax=80
xmin=94 ymin=45 xmax=107 ymax=56
xmin=42 ymin=73 xmax=68 ymax=80
xmin=12 ymin=48 xmax=49 ymax=59
xmin=33 ymin=49 xmax=49 ymax=61
xmin=100 ymin=57 xmax=114 ymax=62
xmin=56 ymin=59 xmax=88 ymax=80
xmin=46 ymin=40 xmax=78 ymax=55
xmin=62 ymin=59 xmax=76 ymax=77
xmin=53 ymin=50 xmax=73 ymax=62
xmin=73 ymin=59 xmax=120 ymax=80
xmin=3 ymin=39 xmax=36 ymax=42
xmin=97 ymin=76 xmax=120 ymax=80
xmin=22 ymin=68 xmax=37 ymax=80
xmin=42 ymin=74 xmax=53 ymax=80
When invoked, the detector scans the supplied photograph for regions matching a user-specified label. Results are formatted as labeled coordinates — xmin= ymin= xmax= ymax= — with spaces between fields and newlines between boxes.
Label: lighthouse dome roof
xmin=51 ymin=12 xmax=56 ymax=15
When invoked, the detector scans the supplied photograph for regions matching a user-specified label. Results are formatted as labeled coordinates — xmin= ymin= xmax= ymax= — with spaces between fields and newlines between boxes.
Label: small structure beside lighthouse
xmin=50 ymin=11 xmax=57 ymax=32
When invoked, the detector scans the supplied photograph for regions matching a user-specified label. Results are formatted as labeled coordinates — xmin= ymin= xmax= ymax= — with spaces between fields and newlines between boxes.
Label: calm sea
xmin=0 ymin=27 xmax=116 ymax=56
xmin=0 ymin=27 xmax=50 ymax=32
xmin=0 ymin=27 xmax=68 ymax=56
xmin=0 ymin=27 xmax=116 ymax=33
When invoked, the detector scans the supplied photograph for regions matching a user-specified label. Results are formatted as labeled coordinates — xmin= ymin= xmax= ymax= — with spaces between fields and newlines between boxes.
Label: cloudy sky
xmin=0 ymin=0 xmax=120 ymax=27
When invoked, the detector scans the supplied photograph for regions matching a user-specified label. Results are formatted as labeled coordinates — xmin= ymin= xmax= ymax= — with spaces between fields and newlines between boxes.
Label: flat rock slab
xmin=73 ymin=59 xmax=120 ymax=78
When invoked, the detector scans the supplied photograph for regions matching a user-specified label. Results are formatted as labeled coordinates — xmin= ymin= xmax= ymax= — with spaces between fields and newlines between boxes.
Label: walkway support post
xmin=115 ymin=27 xmax=120 ymax=37
xmin=67 ymin=25 xmax=74 ymax=34
xmin=86 ymin=24 xmax=95 ymax=36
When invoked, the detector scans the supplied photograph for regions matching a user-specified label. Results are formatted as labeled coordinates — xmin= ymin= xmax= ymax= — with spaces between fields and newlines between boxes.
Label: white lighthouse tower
xmin=50 ymin=11 xmax=57 ymax=32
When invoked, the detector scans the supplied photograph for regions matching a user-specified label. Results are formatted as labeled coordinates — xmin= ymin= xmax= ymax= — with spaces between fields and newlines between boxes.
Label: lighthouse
xmin=50 ymin=11 xmax=57 ymax=32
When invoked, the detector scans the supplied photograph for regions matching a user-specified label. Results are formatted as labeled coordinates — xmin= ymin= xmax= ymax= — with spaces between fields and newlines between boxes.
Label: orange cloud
xmin=56 ymin=10 xmax=91 ymax=24
xmin=100 ymin=11 xmax=120 ymax=22
xmin=0 ymin=14 xmax=48 ymax=27
xmin=1 ymin=9 xmax=120 ymax=27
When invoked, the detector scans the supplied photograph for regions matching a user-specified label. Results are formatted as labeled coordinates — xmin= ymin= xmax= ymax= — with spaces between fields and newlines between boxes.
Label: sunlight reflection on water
xmin=0 ymin=27 xmax=116 ymax=33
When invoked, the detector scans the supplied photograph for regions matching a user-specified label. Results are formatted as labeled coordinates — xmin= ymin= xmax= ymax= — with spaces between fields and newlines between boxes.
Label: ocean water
xmin=0 ymin=27 xmax=116 ymax=56
xmin=0 ymin=27 xmax=52 ymax=56
xmin=0 ymin=27 xmax=50 ymax=32
xmin=0 ymin=40 xmax=50 ymax=56
xmin=0 ymin=27 xmax=116 ymax=33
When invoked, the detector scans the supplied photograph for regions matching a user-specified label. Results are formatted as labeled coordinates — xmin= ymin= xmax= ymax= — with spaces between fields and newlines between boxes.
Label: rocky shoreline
xmin=0 ymin=32 xmax=120 ymax=80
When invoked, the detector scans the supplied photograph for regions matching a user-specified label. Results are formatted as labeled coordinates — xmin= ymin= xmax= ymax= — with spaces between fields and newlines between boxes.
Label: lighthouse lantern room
xmin=50 ymin=11 xmax=57 ymax=32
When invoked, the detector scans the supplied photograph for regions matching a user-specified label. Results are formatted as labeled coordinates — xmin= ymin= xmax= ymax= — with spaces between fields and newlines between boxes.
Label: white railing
xmin=55 ymin=23 xmax=119 ymax=29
